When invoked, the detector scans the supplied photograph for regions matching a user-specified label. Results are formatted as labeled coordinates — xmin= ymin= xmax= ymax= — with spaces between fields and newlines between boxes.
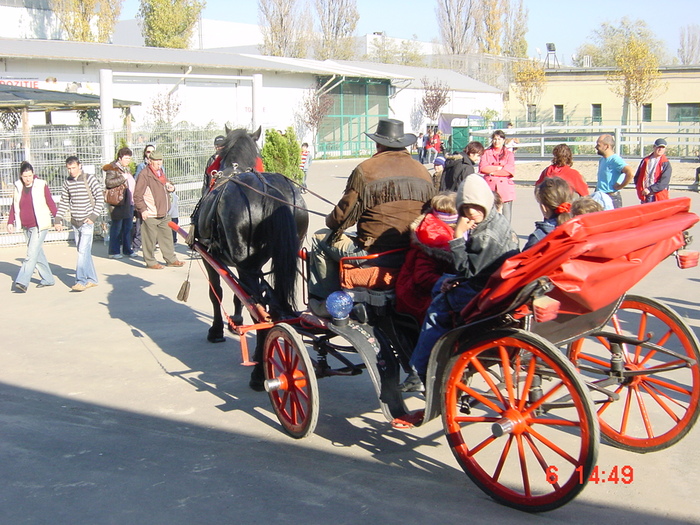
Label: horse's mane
xmin=219 ymin=128 xmax=259 ymax=172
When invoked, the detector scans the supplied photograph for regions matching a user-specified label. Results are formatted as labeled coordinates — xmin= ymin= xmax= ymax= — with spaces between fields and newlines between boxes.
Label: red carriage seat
xmin=460 ymin=198 xmax=699 ymax=343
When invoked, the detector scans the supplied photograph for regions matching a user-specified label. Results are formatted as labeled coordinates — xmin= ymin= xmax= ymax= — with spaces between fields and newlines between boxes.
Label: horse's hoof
xmin=207 ymin=334 xmax=226 ymax=343
xmin=249 ymin=365 xmax=265 ymax=392
xmin=232 ymin=315 xmax=244 ymax=326
xmin=249 ymin=379 xmax=266 ymax=392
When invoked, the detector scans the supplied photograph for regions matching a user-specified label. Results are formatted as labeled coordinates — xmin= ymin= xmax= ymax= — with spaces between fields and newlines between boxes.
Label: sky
xmin=120 ymin=0 xmax=699 ymax=65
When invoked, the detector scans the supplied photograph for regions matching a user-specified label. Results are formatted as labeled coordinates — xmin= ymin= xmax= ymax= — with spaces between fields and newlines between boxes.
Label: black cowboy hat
xmin=365 ymin=118 xmax=417 ymax=148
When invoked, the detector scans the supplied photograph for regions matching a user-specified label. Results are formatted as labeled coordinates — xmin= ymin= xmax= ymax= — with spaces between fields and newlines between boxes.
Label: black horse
xmin=192 ymin=127 xmax=309 ymax=388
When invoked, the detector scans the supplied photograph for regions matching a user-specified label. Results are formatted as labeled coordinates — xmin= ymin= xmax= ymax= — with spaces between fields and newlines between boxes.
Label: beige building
xmin=506 ymin=66 xmax=700 ymax=128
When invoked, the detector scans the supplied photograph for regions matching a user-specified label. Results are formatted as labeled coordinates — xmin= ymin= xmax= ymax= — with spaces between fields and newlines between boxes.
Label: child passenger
xmin=400 ymin=175 xmax=519 ymax=392
xmin=522 ymin=176 xmax=574 ymax=251
xmin=571 ymin=196 xmax=603 ymax=216
xmin=395 ymin=192 xmax=458 ymax=324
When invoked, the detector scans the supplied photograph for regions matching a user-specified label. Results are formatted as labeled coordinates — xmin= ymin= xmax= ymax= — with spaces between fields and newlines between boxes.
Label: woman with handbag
xmin=5 ymin=161 xmax=57 ymax=292
xmin=104 ymin=147 xmax=135 ymax=259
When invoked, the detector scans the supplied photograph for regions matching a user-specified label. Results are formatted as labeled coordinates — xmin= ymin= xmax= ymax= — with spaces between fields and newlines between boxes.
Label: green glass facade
xmin=316 ymin=77 xmax=390 ymax=158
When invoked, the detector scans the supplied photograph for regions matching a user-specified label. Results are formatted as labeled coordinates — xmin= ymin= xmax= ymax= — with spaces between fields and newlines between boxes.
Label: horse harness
xmin=211 ymin=165 xmax=330 ymax=217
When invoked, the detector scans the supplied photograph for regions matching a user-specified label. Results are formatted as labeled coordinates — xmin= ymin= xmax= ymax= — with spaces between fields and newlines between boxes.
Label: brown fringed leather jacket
xmin=326 ymin=149 xmax=434 ymax=251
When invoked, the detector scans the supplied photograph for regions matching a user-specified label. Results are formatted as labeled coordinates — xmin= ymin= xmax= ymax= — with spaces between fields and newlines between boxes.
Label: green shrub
xmin=261 ymin=127 xmax=304 ymax=182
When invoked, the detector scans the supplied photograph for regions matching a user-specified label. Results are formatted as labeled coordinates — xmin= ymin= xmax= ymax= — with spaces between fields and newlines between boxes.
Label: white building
xmin=0 ymin=37 xmax=502 ymax=153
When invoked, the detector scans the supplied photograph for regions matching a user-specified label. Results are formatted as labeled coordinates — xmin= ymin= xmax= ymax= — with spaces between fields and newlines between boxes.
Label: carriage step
xmin=316 ymin=365 xmax=364 ymax=378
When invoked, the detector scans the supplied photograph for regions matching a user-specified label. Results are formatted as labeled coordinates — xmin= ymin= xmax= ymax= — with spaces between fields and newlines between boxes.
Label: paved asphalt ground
xmin=1 ymin=158 xmax=700 ymax=524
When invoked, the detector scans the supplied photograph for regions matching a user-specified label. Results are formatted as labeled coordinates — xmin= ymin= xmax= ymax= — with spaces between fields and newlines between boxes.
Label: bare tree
xmin=300 ymin=85 xmax=334 ymax=150
xmin=679 ymin=24 xmax=700 ymax=65
xmin=148 ymin=91 xmax=182 ymax=125
xmin=365 ymin=34 xmax=424 ymax=65
xmin=259 ymin=0 xmax=310 ymax=58
xmin=420 ymin=77 xmax=450 ymax=123
xmin=436 ymin=0 xmax=476 ymax=55
xmin=50 ymin=0 xmax=123 ymax=43
xmin=314 ymin=0 xmax=359 ymax=60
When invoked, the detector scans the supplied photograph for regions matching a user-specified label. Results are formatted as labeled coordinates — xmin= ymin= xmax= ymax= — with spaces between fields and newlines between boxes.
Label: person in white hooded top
xmin=6 ymin=161 xmax=57 ymax=292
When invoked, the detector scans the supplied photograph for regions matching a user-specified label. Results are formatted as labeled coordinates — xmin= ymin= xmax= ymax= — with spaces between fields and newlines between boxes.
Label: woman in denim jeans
xmin=6 ymin=162 xmax=57 ymax=292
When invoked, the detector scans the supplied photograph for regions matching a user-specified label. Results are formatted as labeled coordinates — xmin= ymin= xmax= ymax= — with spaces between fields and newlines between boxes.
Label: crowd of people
xmin=6 ymin=142 xmax=186 ymax=293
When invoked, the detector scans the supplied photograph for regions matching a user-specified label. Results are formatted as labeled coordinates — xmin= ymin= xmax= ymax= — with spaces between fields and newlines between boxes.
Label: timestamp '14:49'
xmin=546 ymin=465 xmax=634 ymax=485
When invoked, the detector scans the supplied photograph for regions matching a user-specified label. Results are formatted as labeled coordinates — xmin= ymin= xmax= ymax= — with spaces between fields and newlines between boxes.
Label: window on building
xmin=642 ymin=104 xmax=652 ymax=122
xmin=668 ymin=103 xmax=700 ymax=122
xmin=527 ymin=104 xmax=537 ymax=122
xmin=591 ymin=104 xmax=602 ymax=123
xmin=554 ymin=104 xmax=564 ymax=122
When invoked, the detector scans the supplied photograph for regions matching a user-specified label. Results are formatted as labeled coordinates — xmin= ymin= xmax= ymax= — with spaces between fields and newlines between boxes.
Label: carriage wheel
xmin=568 ymin=295 xmax=700 ymax=452
xmin=442 ymin=329 xmax=598 ymax=513
xmin=263 ymin=324 xmax=319 ymax=439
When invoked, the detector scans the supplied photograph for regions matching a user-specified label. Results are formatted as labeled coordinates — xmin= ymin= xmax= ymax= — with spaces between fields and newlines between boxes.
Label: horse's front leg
xmin=248 ymin=329 xmax=267 ymax=392
xmin=205 ymin=262 xmax=226 ymax=343
xmin=232 ymin=296 xmax=244 ymax=326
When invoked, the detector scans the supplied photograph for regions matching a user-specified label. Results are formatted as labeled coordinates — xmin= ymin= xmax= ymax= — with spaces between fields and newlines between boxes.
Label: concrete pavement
xmin=1 ymin=159 xmax=699 ymax=523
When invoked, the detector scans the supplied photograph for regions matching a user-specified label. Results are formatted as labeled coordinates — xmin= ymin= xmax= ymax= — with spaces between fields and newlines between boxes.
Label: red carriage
xmin=174 ymin=196 xmax=699 ymax=513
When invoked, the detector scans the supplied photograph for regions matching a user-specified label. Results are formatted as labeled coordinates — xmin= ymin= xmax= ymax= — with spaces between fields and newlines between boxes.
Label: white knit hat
xmin=456 ymin=175 xmax=494 ymax=216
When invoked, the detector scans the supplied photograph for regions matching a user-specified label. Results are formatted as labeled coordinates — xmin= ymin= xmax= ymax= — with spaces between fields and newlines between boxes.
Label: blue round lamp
xmin=326 ymin=291 xmax=353 ymax=325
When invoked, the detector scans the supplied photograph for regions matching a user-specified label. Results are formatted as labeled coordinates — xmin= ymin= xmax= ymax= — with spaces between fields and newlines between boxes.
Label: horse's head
xmin=219 ymin=126 xmax=262 ymax=172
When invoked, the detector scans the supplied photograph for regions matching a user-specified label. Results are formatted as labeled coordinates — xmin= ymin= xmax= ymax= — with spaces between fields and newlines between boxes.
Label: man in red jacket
xmin=633 ymin=138 xmax=672 ymax=203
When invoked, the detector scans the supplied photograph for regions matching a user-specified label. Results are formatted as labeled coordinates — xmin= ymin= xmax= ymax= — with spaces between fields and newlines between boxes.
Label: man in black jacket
xmin=440 ymin=141 xmax=485 ymax=192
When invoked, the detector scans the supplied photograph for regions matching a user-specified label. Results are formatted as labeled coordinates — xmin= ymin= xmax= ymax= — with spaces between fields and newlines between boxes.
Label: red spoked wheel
xmin=568 ymin=295 xmax=700 ymax=452
xmin=442 ymin=329 xmax=598 ymax=513
xmin=263 ymin=323 xmax=319 ymax=439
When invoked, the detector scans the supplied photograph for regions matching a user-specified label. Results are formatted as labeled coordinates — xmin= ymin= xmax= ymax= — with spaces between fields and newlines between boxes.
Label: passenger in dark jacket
xmin=439 ymin=141 xmax=485 ymax=192
xmin=523 ymin=176 xmax=574 ymax=251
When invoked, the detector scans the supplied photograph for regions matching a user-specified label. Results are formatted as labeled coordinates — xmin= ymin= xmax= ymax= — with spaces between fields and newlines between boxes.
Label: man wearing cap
xmin=203 ymin=135 xmax=226 ymax=195
xmin=308 ymin=118 xmax=434 ymax=303
xmin=633 ymin=138 xmax=672 ymax=204
xmin=133 ymin=150 xmax=184 ymax=269
xmin=595 ymin=134 xmax=634 ymax=208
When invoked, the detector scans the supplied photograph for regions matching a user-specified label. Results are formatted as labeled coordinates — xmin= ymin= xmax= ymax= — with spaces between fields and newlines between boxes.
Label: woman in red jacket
xmin=536 ymin=143 xmax=590 ymax=197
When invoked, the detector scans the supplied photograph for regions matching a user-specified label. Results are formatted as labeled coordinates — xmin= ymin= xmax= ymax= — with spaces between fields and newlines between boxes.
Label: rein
xmin=212 ymin=167 xmax=331 ymax=217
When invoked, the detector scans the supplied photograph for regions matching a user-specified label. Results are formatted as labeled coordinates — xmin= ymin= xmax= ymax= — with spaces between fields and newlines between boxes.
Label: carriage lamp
xmin=326 ymin=291 xmax=353 ymax=325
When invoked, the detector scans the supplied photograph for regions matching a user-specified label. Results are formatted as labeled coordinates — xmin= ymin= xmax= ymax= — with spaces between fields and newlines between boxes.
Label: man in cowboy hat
xmin=308 ymin=118 xmax=434 ymax=306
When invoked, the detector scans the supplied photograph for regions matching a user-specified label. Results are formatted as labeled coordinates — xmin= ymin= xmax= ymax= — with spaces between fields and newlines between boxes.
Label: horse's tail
xmin=268 ymin=204 xmax=301 ymax=313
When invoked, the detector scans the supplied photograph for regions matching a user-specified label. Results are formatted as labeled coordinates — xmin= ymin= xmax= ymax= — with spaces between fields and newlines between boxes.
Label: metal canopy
xmin=0 ymin=83 xmax=140 ymax=111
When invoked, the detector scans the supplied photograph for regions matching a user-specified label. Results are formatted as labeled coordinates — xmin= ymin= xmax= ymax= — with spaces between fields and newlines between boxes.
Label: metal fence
xmin=1 ymin=123 xmax=223 ymax=246
xmin=469 ymin=123 xmax=700 ymax=159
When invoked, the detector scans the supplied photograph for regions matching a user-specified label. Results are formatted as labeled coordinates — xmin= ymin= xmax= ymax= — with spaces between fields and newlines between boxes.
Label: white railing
xmin=470 ymin=124 xmax=700 ymax=158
